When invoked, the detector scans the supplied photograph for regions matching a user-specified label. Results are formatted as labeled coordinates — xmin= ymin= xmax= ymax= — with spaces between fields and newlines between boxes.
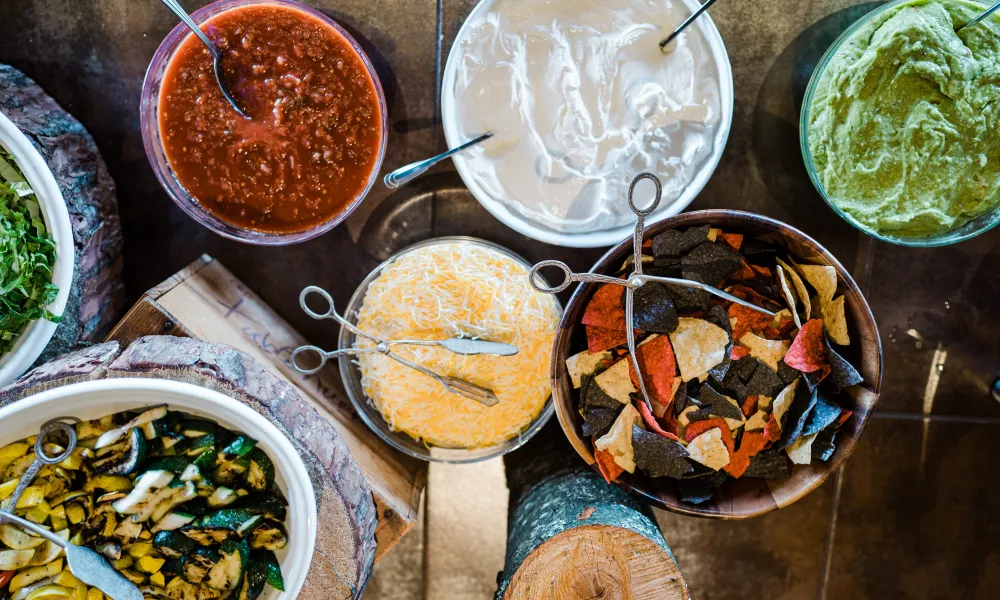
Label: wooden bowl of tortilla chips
xmin=550 ymin=210 xmax=882 ymax=518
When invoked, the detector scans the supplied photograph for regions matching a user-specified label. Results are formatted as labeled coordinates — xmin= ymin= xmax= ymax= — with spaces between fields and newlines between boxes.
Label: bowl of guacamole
xmin=801 ymin=0 xmax=1000 ymax=246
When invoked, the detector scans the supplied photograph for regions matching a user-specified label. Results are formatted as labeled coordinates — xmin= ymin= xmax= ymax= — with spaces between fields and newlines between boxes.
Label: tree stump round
xmin=0 ymin=64 xmax=125 ymax=361
xmin=0 ymin=335 xmax=378 ymax=599
xmin=498 ymin=425 xmax=688 ymax=600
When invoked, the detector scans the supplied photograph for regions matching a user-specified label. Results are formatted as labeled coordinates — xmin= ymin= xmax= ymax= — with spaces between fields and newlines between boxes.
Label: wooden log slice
xmin=0 ymin=64 xmax=125 ymax=361
xmin=0 ymin=335 xmax=377 ymax=599
xmin=498 ymin=425 xmax=688 ymax=600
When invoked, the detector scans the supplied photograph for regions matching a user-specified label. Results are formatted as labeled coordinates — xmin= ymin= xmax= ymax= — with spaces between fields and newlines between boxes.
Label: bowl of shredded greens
xmin=0 ymin=110 xmax=73 ymax=384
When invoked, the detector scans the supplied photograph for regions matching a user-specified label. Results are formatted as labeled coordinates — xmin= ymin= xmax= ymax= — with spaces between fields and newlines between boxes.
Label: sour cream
xmin=446 ymin=0 xmax=724 ymax=234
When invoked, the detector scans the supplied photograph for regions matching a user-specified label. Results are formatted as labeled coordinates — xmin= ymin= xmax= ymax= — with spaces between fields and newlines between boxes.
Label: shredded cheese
xmin=354 ymin=241 xmax=561 ymax=449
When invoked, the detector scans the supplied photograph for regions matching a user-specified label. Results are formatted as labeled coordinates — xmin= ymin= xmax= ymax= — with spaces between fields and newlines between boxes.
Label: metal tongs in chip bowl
xmin=0 ymin=419 xmax=143 ymax=600
xmin=291 ymin=286 xmax=519 ymax=407
xmin=528 ymin=173 xmax=776 ymax=413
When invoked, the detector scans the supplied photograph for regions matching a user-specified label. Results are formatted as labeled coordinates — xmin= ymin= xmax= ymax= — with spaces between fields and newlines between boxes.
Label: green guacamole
xmin=807 ymin=0 xmax=1000 ymax=237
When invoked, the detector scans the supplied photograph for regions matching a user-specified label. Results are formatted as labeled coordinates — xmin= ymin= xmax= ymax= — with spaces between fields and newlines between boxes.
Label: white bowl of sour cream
xmin=442 ymin=0 xmax=734 ymax=248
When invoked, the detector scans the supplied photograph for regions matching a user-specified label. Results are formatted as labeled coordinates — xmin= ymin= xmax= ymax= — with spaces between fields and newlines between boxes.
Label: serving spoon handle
xmin=384 ymin=132 xmax=493 ymax=188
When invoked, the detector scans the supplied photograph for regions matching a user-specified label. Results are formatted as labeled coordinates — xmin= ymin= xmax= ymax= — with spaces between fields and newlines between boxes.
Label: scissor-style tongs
xmin=0 ymin=418 xmax=144 ymax=600
xmin=291 ymin=286 xmax=518 ymax=407
xmin=528 ymin=173 xmax=776 ymax=412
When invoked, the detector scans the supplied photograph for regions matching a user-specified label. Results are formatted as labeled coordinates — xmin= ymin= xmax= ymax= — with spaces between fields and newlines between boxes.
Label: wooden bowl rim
xmin=551 ymin=209 xmax=883 ymax=519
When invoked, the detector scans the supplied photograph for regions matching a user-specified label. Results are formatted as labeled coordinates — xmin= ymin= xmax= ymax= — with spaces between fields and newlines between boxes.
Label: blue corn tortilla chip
xmin=629 ymin=282 xmax=679 ymax=333
xmin=741 ymin=238 xmax=779 ymax=256
xmin=776 ymin=360 xmax=800 ymax=385
xmin=801 ymin=393 xmax=842 ymax=438
xmin=745 ymin=448 xmax=791 ymax=479
xmin=652 ymin=225 xmax=711 ymax=258
xmin=581 ymin=375 xmax=624 ymax=411
xmin=704 ymin=305 xmax=734 ymax=381
xmin=778 ymin=383 xmax=818 ymax=447
xmin=582 ymin=405 xmax=623 ymax=438
xmin=696 ymin=385 xmax=744 ymax=422
xmin=811 ymin=423 xmax=840 ymax=462
xmin=677 ymin=469 xmax=729 ymax=504
xmin=824 ymin=337 xmax=864 ymax=390
xmin=663 ymin=279 xmax=711 ymax=313
xmin=719 ymin=356 xmax=759 ymax=401
xmin=650 ymin=257 xmax=682 ymax=274
xmin=682 ymin=242 xmax=745 ymax=285
xmin=632 ymin=425 xmax=694 ymax=479
xmin=745 ymin=362 xmax=786 ymax=398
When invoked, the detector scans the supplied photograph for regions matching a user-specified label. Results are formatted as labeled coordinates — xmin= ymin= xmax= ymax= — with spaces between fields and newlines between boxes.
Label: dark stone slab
xmin=827 ymin=417 xmax=1000 ymax=599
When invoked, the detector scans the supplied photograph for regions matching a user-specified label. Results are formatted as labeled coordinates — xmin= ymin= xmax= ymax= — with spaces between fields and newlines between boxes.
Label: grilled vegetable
xmin=92 ymin=428 xmax=147 ymax=476
xmin=249 ymin=521 xmax=287 ymax=551
xmin=95 ymin=406 xmax=168 ymax=450
xmin=246 ymin=451 xmax=274 ymax=493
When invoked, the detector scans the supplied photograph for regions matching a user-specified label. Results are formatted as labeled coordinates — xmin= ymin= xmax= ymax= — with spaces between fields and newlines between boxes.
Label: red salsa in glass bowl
xmin=141 ymin=0 xmax=387 ymax=243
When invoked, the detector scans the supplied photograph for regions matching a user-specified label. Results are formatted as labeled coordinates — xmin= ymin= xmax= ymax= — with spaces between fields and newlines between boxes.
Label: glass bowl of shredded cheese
xmin=339 ymin=237 xmax=563 ymax=462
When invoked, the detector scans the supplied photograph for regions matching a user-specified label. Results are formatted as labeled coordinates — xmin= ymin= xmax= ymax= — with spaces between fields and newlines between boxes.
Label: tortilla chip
xmin=686 ymin=427 xmax=732 ymax=471
xmin=802 ymin=394 xmax=843 ymax=438
xmin=595 ymin=358 xmax=636 ymax=404
xmin=682 ymin=242 xmax=745 ymax=285
xmin=631 ymin=283 xmax=679 ymax=333
xmin=784 ymin=319 xmax=827 ymax=373
xmin=707 ymin=227 xmax=721 ymax=242
xmin=776 ymin=265 xmax=801 ymax=328
xmin=731 ymin=257 xmax=757 ymax=281
xmin=595 ymin=403 xmax=643 ymax=473
xmin=728 ymin=302 xmax=773 ymax=341
xmin=632 ymin=425 xmax=693 ymax=478
xmin=676 ymin=405 xmax=700 ymax=440
xmin=696 ymin=385 xmax=744 ymax=429
xmin=582 ymin=405 xmax=621 ymax=438
xmin=651 ymin=378 xmax=682 ymax=418
xmin=582 ymin=284 xmax=626 ymax=330
xmin=741 ymin=395 xmax=758 ymax=417
xmin=779 ymin=385 xmax=819 ymax=448
xmin=652 ymin=225 xmax=711 ymax=258
xmin=586 ymin=325 xmax=627 ymax=353
xmin=745 ymin=363 xmax=786 ymax=398
xmin=739 ymin=331 xmax=790 ymax=372
xmin=825 ymin=339 xmax=863 ymax=390
xmin=683 ymin=418 xmax=735 ymax=453
xmin=566 ymin=349 xmax=612 ymax=388
xmin=593 ymin=442 xmax=625 ymax=483
xmin=721 ymin=232 xmax=744 ymax=251
xmin=745 ymin=448 xmax=791 ymax=479
xmin=668 ymin=317 xmax=730 ymax=382
xmin=797 ymin=263 xmax=838 ymax=304
xmin=677 ymin=470 xmax=728 ymax=505
xmin=771 ymin=379 xmax=800 ymax=430
xmin=731 ymin=345 xmax=750 ymax=361
xmin=763 ymin=413 xmax=782 ymax=443
xmin=704 ymin=305 xmax=734 ymax=382
xmin=751 ymin=264 xmax=773 ymax=278
xmin=627 ymin=334 xmax=678 ymax=409
xmin=786 ymin=431 xmax=819 ymax=465
xmin=777 ymin=258 xmax=811 ymax=323
xmin=724 ymin=430 xmax=768 ymax=477
xmin=746 ymin=410 xmax=769 ymax=431
xmin=822 ymin=295 xmax=850 ymax=345
xmin=634 ymin=397 xmax=680 ymax=441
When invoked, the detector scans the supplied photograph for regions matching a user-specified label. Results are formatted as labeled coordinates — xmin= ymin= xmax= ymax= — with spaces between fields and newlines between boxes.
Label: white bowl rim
xmin=441 ymin=0 xmax=736 ymax=248
xmin=0 ymin=110 xmax=74 ymax=385
xmin=0 ymin=377 xmax=318 ymax=600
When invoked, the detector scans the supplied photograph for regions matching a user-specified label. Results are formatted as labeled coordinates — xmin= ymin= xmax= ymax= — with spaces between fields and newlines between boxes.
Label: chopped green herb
xmin=0 ymin=151 xmax=60 ymax=353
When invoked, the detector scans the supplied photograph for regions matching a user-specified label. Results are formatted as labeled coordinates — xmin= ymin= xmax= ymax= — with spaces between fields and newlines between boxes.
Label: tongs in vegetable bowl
xmin=291 ymin=286 xmax=518 ymax=407
xmin=0 ymin=418 xmax=143 ymax=600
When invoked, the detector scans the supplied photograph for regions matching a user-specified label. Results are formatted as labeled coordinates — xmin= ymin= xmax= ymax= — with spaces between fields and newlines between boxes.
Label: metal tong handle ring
xmin=290 ymin=345 xmax=329 ymax=375
xmin=5 ymin=419 xmax=77 ymax=512
xmin=529 ymin=261 xmax=574 ymax=294
xmin=628 ymin=172 xmax=662 ymax=217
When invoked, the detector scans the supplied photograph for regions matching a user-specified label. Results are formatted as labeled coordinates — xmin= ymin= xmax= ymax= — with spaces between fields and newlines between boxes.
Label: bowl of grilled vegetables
xmin=0 ymin=378 xmax=317 ymax=600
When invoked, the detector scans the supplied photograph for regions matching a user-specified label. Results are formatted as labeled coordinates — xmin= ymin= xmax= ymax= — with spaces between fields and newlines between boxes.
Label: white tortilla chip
xmin=771 ymin=379 xmax=800 ymax=430
xmin=771 ymin=308 xmax=793 ymax=328
xmin=652 ymin=377 xmax=683 ymax=419
xmin=797 ymin=263 xmax=838 ymax=304
xmin=776 ymin=265 xmax=802 ymax=328
xmin=777 ymin=258 xmax=811 ymax=325
xmin=757 ymin=395 xmax=774 ymax=411
xmin=707 ymin=227 xmax=722 ymax=242
xmin=686 ymin=428 xmax=731 ymax=471
xmin=823 ymin=295 xmax=851 ymax=345
xmin=566 ymin=349 xmax=611 ymax=389
xmin=676 ymin=405 xmax=699 ymax=440
xmin=745 ymin=410 xmax=769 ymax=431
xmin=739 ymin=332 xmax=790 ymax=372
xmin=723 ymin=396 xmax=745 ymax=431
xmin=594 ymin=359 xmax=635 ymax=404
xmin=786 ymin=431 xmax=819 ymax=465
xmin=668 ymin=317 xmax=730 ymax=382
xmin=595 ymin=403 xmax=643 ymax=473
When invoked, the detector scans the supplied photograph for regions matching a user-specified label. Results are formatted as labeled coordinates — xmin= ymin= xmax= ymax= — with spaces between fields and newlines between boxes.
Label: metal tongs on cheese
xmin=528 ymin=173 xmax=775 ymax=413
xmin=291 ymin=286 xmax=518 ymax=407
xmin=0 ymin=419 xmax=144 ymax=600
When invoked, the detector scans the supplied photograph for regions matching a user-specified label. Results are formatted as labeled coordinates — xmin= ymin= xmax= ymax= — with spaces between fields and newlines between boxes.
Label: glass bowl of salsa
xmin=140 ymin=0 xmax=387 ymax=244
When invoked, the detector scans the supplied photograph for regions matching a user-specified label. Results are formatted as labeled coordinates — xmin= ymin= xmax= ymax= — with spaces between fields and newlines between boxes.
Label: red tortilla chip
xmin=784 ymin=319 xmax=828 ymax=373
xmin=642 ymin=239 xmax=652 ymax=250
xmin=742 ymin=395 xmax=758 ymax=417
xmin=730 ymin=257 xmax=757 ymax=281
xmin=728 ymin=285 xmax=776 ymax=308
xmin=586 ymin=326 xmax=628 ymax=354
xmin=721 ymin=232 xmax=743 ymax=251
xmin=634 ymin=398 xmax=681 ymax=442
xmin=683 ymin=418 xmax=734 ymax=454
xmin=728 ymin=303 xmax=773 ymax=340
xmin=724 ymin=430 xmax=768 ymax=477
xmin=582 ymin=284 xmax=626 ymax=330
xmin=751 ymin=264 xmax=773 ymax=278
xmin=627 ymin=335 xmax=677 ymax=408
xmin=763 ymin=413 xmax=781 ymax=443
xmin=731 ymin=345 xmax=751 ymax=361
xmin=593 ymin=442 xmax=624 ymax=484
xmin=836 ymin=409 xmax=853 ymax=427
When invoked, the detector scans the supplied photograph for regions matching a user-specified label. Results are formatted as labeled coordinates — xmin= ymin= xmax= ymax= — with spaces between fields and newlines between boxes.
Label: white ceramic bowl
xmin=441 ymin=0 xmax=735 ymax=248
xmin=0 ymin=111 xmax=74 ymax=385
xmin=0 ymin=378 xmax=317 ymax=600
